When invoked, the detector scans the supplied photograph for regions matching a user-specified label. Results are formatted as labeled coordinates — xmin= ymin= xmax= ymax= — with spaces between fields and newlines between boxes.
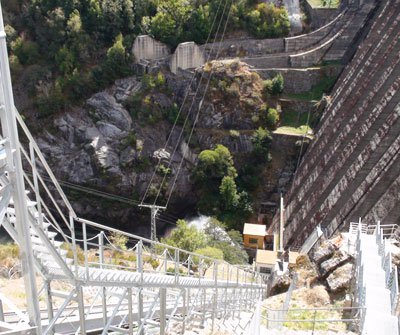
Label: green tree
xmin=11 ymin=37 xmax=40 ymax=65
xmin=160 ymin=219 xmax=207 ymax=252
xmin=104 ymin=33 xmax=132 ymax=78
xmin=251 ymin=127 xmax=272 ymax=161
xmin=245 ymin=3 xmax=290 ymax=39
xmin=55 ymin=46 xmax=76 ymax=76
xmin=219 ymin=176 xmax=240 ymax=210
xmin=265 ymin=107 xmax=279 ymax=129
xmin=271 ymin=73 xmax=284 ymax=95
xmin=194 ymin=144 xmax=237 ymax=183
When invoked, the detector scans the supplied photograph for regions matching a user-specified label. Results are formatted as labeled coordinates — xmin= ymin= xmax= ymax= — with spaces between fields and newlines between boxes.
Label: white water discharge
xmin=186 ymin=215 xmax=233 ymax=244
xmin=186 ymin=215 xmax=211 ymax=231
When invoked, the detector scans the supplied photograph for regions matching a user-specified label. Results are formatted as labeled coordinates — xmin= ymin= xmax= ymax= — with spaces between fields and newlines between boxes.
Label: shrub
xmin=229 ymin=129 xmax=240 ymax=138
xmin=9 ymin=55 xmax=22 ymax=79
xmin=144 ymin=256 xmax=160 ymax=269
xmin=265 ymin=108 xmax=279 ymax=128
xmin=271 ymin=73 xmax=284 ymax=95
xmin=245 ymin=3 xmax=290 ymax=39
xmin=36 ymin=84 xmax=65 ymax=118
xmin=61 ymin=243 xmax=85 ymax=264
xmin=263 ymin=73 xmax=284 ymax=96
xmin=0 ymin=243 xmax=19 ymax=263
xmin=109 ymin=232 xmax=129 ymax=250
xmin=157 ymin=164 xmax=171 ymax=176
xmin=122 ymin=131 xmax=137 ymax=147
xmin=11 ymin=37 xmax=40 ymax=65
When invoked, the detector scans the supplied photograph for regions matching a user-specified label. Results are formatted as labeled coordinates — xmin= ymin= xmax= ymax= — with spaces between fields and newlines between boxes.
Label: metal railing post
xmin=160 ymin=288 xmax=167 ymax=335
xmin=99 ymin=232 xmax=107 ymax=327
xmin=163 ymin=249 xmax=168 ymax=274
xmin=70 ymin=214 xmax=79 ymax=277
xmin=136 ymin=241 xmax=144 ymax=335
xmin=82 ymin=222 xmax=89 ymax=281
xmin=174 ymin=249 xmax=179 ymax=285
xmin=0 ymin=298 xmax=4 ymax=322
xmin=127 ymin=288 xmax=133 ymax=335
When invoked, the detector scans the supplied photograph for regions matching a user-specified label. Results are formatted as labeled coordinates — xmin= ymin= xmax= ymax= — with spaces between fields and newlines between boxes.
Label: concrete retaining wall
xmin=200 ymin=38 xmax=285 ymax=59
xmin=170 ymin=42 xmax=205 ymax=74
xmin=304 ymin=0 xmax=340 ymax=29
xmin=132 ymin=35 xmax=170 ymax=62
xmin=255 ymin=65 xmax=342 ymax=93
xmin=285 ymin=11 xmax=345 ymax=52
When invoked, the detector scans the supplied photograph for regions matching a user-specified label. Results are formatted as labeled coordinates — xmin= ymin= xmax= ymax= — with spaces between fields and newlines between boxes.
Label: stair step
xmin=9 ymin=198 xmax=37 ymax=207
xmin=363 ymin=310 xmax=399 ymax=335
xmin=30 ymin=230 xmax=58 ymax=240
xmin=30 ymin=236 xmax=63 ymax=248
xmin=7 ymin=216 xmax=51 ymax=230
xmin=32 ymin=245 xmax=68 ymax=257
xmin=364 ymin=286 xmax=392 ymax=313
xmin=51 ymin=290 xmax=77 ymax=299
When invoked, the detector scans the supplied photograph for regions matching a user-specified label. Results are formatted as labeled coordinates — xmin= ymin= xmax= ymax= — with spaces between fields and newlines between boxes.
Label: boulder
xmin=87 ymin=92 xmax=132 ymax=131
xmin=97 ymin=121 xmax=126 ymax=139
xmin=269 ymin=274 xmax=291 ymax=296
xmin=113 ymin=76 xmax=141 ymax=102
xmin=326 ymin=263 xmax=353 ymax=293
xmin=319 ymin=251 xmax=352 ymax=278
xmin=153 ymin=148 xmax=171 ymax=162
xmin=312 ymin=241 xmax=337 ymax=264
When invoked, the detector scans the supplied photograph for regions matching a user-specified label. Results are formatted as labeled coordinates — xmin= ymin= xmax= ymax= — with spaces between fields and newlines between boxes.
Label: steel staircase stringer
xmin=27 ymin=211 xmax=75 ymax=280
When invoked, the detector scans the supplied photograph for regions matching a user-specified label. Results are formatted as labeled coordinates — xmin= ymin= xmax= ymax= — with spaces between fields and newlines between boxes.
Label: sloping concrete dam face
xmin=275 ymin=0 xmax=400 ymax=248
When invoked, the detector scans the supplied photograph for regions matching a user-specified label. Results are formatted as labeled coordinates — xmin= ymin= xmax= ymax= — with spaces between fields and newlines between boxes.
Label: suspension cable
xmin=140 ymin=0 xmax=228 ymax=205
xmin=164 ymin=0 xmax=234 ymax=208
xmin=152 ymin=0 xmax=233 ymax=206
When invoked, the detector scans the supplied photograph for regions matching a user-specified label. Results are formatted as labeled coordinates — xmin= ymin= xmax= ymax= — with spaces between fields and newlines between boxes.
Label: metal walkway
xmin=352 ymin=222 xmax=399 ymax=335
xmin=0 ymin=3 xmax=266 ymax=334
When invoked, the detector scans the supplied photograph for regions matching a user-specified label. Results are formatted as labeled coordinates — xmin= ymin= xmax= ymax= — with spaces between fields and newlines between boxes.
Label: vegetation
xmin=306 ymin=0 xmax=340 ymax=9
xmin=162 ymin=218 xmax=248 ymax=265
xmin=109 ymin=231 xmax=129 ymax=250
xmin=3 ymin=0 xmax=290 ymax=118
xmin=160 ymin=219 xmax=207 ymax=252
xmin=193 ymin=145 xmax=253 ymax=230
xmin=286 ymin=76 xmax=336 ymax=101
xmin=246 ymin=4 xmax=290 ymax=39
xmin=263 ymin=73 xmax=284 ymax=97
xmin=274 ymin=125 xmax=313 ymax=137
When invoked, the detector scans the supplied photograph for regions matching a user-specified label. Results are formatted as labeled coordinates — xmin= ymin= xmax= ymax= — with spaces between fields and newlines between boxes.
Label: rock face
xmin=311 ymin=234 xmax=354 ymax=294
xmin=326 ymin=262 xmax=353 ymax=293
xmin=269 ymin=274 xmax=291 ymax=296
xmin=36 ymin=75 xmax=196 ymax=230
xmin=319 ymin=251 xmax=351 ymax=278
xmin=312 ymin=241 xmax=337 ymax=264
xmin=32 ymin=60 xmax=300 ymax=232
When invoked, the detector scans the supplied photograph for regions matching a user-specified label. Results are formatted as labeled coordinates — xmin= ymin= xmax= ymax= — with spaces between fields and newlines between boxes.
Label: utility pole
xmin=279 ymin=195 xmax=284 ymax=253
xmin=139 ymin=204 xmax=166 ymax=241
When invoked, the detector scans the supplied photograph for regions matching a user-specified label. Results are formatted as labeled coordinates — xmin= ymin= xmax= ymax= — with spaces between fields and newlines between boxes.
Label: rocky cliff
xmin=22 ymin=60 xmax=303 ymax=234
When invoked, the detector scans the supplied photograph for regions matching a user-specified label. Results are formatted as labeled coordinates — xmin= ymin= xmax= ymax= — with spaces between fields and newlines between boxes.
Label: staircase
xmin=0 ymin=5 xmax=266 ymax=335
xmin=353 ymin=222 xmax=399 ymax=334
xmin=0 ymin=115 xmax=267 ymax=334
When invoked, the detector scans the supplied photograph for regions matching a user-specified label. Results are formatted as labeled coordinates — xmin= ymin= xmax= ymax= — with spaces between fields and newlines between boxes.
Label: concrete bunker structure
xmin=170 ymin=42 xmax=205 ymax=74
xmin=132 ymin=35 xmax=170 ymax=62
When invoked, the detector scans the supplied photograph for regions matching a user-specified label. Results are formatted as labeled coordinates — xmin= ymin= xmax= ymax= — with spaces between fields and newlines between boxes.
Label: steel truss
xmin=0 ymin=3 xmax=267 ymax=334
